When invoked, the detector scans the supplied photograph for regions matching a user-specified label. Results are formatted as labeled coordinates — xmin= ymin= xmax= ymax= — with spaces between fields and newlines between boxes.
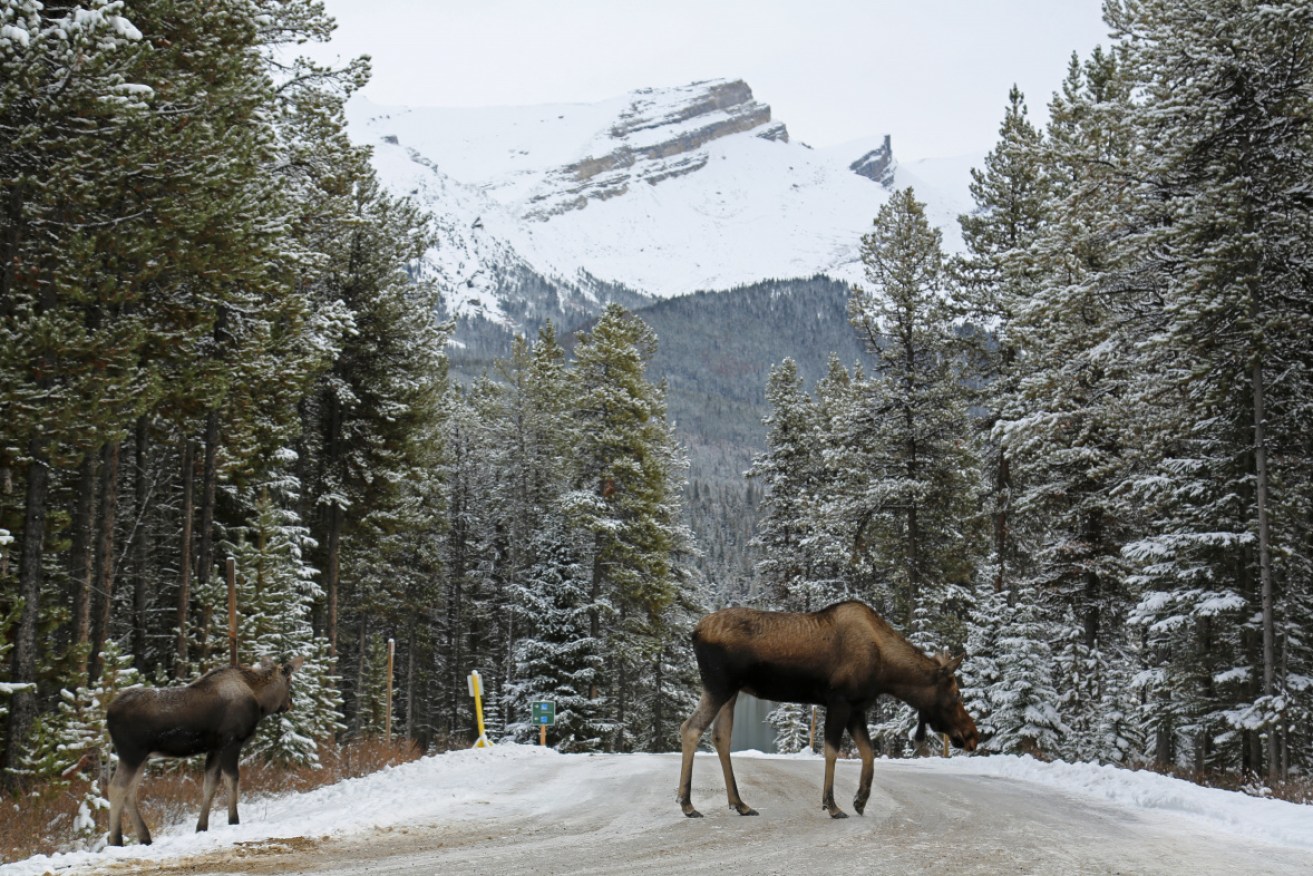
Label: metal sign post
xmin=531 ymin=701 xmax=556 ymax=746
xmin=468 ymin=670 xmax=492 ymax=748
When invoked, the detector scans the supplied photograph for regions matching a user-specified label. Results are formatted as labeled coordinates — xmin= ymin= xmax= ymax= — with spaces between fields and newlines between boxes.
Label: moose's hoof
xmin=825 ymin=807 xmax=849 ymax=819
xmin=733 ymin=804 xmax=759 ymax=816
xmin=684 ymin=809 xmax=704 ymax=818
xmin=853 ymin=797 xmax=868 ymax=816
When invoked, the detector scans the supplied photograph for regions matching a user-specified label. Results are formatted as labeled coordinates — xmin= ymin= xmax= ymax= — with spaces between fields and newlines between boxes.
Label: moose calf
xmin=105 ymin=655 xmax=303 ymax=845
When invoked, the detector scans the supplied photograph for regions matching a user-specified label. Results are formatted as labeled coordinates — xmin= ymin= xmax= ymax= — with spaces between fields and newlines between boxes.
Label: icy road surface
xmin=13 ymin=746 xmax=1313 ymax=876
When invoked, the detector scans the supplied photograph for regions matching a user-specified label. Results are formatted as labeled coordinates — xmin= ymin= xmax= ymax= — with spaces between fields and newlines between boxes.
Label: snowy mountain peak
xmin=348 ymin=80 xmax=974 ymax=325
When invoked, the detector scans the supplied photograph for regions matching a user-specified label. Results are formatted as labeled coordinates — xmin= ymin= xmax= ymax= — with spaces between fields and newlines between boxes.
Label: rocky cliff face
xmin=850 ymin=135 xmax=896 ymax=188
xmin=526 ymin=79 xmax=787 ymax=219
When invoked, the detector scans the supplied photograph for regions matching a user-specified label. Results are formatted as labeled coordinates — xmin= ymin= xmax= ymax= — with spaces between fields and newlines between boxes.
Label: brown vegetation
xmin=0 ymin=737 xmax=423 ymax=865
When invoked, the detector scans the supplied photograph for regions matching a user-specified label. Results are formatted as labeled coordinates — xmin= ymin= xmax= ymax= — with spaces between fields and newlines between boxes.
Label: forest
xmin=751 ymin=2 xmax=1313 ymax=784
xmin=2 ymin=0 xmax=1312 ymax=853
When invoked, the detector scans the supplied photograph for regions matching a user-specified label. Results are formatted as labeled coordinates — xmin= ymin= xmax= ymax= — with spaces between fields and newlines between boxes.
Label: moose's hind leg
xmin=711 ymin=695 xmax=757 ymax=816
xmin=196 ymin=750 xmax=221 ymax=832
xmin=221 ymin=745 xmax=242 ymax=825
xmin=106 ymin=759 xmax=134 ymax=846
xmin=677 ymin=689 xmax=729 ymax=818
xmin=125 ymin=763 xmax=152 ymax=844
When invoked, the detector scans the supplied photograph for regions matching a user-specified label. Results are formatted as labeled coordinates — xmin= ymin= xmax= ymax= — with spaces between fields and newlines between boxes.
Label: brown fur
xmin=105 ymin=656 xmax=303 ymax=846
xmin=676 ymin=601 xmax=978 ymax=818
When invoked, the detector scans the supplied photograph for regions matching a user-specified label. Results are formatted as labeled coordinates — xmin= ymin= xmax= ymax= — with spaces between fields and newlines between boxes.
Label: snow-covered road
xmin=8 ymin=746 xmax=1313 ymax=875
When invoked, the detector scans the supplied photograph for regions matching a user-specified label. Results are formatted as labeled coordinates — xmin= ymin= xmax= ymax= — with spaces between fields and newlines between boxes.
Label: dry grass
xmin=0 ymin=737 xmax=424 ymax=865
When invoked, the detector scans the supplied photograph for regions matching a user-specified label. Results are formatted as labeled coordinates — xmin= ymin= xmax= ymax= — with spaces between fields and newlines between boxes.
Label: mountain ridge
xmin=347 ymin=78 xmax=973 ymax=330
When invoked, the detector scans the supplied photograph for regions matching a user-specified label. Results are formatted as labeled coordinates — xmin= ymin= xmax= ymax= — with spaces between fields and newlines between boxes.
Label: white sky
xmin=308 ymin=0 xmax=1110 ymax=160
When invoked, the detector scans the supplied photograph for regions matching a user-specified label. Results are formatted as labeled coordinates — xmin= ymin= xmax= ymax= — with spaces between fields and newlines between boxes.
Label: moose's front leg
xmin=820 ymin=703 xmax=851 ymax=818
xmin=847 ymin=712 xmax=875 ymax=815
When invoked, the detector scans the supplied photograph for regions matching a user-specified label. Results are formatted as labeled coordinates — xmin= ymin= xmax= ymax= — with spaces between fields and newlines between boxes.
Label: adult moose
xmin=105 ymin=655 xmax=303 ymax=845
xmin=676 ymin=601 xmax=978 ymax=818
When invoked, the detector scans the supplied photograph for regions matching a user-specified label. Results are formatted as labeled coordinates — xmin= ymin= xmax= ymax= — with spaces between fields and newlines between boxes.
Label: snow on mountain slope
xmin=347 ymin=79 xmax=977 ymax=324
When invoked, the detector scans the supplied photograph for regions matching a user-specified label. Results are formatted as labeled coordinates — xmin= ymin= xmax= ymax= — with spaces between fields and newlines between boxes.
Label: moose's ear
xmin=284 ymin=655 xmax=305 ymax=674
xmin=947 ymin=653 xmax=964 ymax=674
xmin=258 ymin=655 xmax=276 ymax=671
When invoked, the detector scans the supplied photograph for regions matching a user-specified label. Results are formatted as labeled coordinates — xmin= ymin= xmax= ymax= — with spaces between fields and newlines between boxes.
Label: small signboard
xmin=531 ymin=701 xmax=556 ymax=726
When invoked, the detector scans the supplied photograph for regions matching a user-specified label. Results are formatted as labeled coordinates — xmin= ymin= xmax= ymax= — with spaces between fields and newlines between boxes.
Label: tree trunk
xmin=131 ymin=417 xmax=151 ymax=670
xmin=405 ymin=621 xmax=417 ymax=741
xmin=2 ymin=439 xmax=51 ymax=778
xmin=89 ymin=441 xmax=122 ymax=683
xmin=1250 ymin=346 xmax=1278 ymax=781
xmin=195 ymin=409 xmax=220 ymax=641
xmin=992 ymin=449 xmax=1010 ymax=594
xmin=175 ymin=437 xmax=195 ymax=678
xmin=326 ymin=502 xmax=341 ymax=658
xmin=1083 ymin=509 xmax=1103 ymax=651
xmin=69 ymin=453 xmax=98 ymax=677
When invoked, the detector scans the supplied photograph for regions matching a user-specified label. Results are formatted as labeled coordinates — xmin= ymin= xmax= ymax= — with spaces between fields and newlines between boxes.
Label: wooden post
xmin=226 ymin=556 xmax=237 ymax=667
xmin=809 ymin=706 xmax=817 ymax=753
xmin=539 ymin=723 xmax=547 ymax=747
xmin=385 ymin=638 xmax=395 ymax=740
xmin=943 ymin=732 xmax=951 ymax=758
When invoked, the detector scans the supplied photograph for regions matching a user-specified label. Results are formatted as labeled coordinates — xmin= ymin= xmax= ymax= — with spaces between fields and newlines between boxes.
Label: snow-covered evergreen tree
xmin=749 ymin=358 xmax=826 ymax=610
xmin=984 ymin=583 xmax=1066 ymax=755
xmin=18 ymin=641 xmax=140 ymax=837
xmin=846 ymin=188 xmax=982 ymax=644
xmin=767 ymin=703 xmax=813 ymax=754
xmin=506 ymin=523 xmax=610 ymax=751
xmin=567 ymin=304 xmax=693 ymax=745
xmin=218 ymin=487 xmax=343 ymax=766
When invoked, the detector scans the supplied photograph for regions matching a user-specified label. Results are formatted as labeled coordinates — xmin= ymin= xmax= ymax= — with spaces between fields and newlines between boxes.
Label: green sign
xmin=531 ymin=701 xmax=556 ymax=725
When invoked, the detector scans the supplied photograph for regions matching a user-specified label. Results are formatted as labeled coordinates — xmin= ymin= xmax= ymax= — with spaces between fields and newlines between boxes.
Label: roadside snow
xmin=4 ymin=745 xmax=1311 ymax=875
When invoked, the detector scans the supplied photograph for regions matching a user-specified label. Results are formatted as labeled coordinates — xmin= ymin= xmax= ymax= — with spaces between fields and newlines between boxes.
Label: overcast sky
xmin=309 ymin=0 xmax=1110 ymax=160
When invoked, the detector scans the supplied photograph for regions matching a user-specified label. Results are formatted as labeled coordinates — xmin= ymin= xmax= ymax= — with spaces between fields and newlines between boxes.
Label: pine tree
xmin=767 ymin=703 xmax=813 ymax=754
xmin=18 ymin=641 xmax=140 ymax=837
xmin=567 ymin=304 xmax=693 ymax=746
xmin=506 ymin=523 xmax=610 ymax=750
xmin=748 ymin=358 xmax=824 ymax=609
xmin=846 ymin=188 xmax=982 ymax=642
xmin=221 ymin=488 xmax=343 ymax=766
xmin=983 ymin=582 xmax=1066 ymax=755
xmin=992 ymin=45 xmax=1141 ymax=763
xmin=957 ymin=85 xmax=1051 ymax=598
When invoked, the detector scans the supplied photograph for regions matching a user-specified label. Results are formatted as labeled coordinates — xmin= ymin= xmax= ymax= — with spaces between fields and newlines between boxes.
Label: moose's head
xmin=254 ymin=655 xmax=304 ymax=715
xmin=916 ymin=653 xmax=979 ymax=752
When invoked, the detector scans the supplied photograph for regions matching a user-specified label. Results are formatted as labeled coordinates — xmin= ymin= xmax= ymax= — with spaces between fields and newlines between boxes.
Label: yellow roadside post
xmin=468 ymin=670 xmax=492 ymax=748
